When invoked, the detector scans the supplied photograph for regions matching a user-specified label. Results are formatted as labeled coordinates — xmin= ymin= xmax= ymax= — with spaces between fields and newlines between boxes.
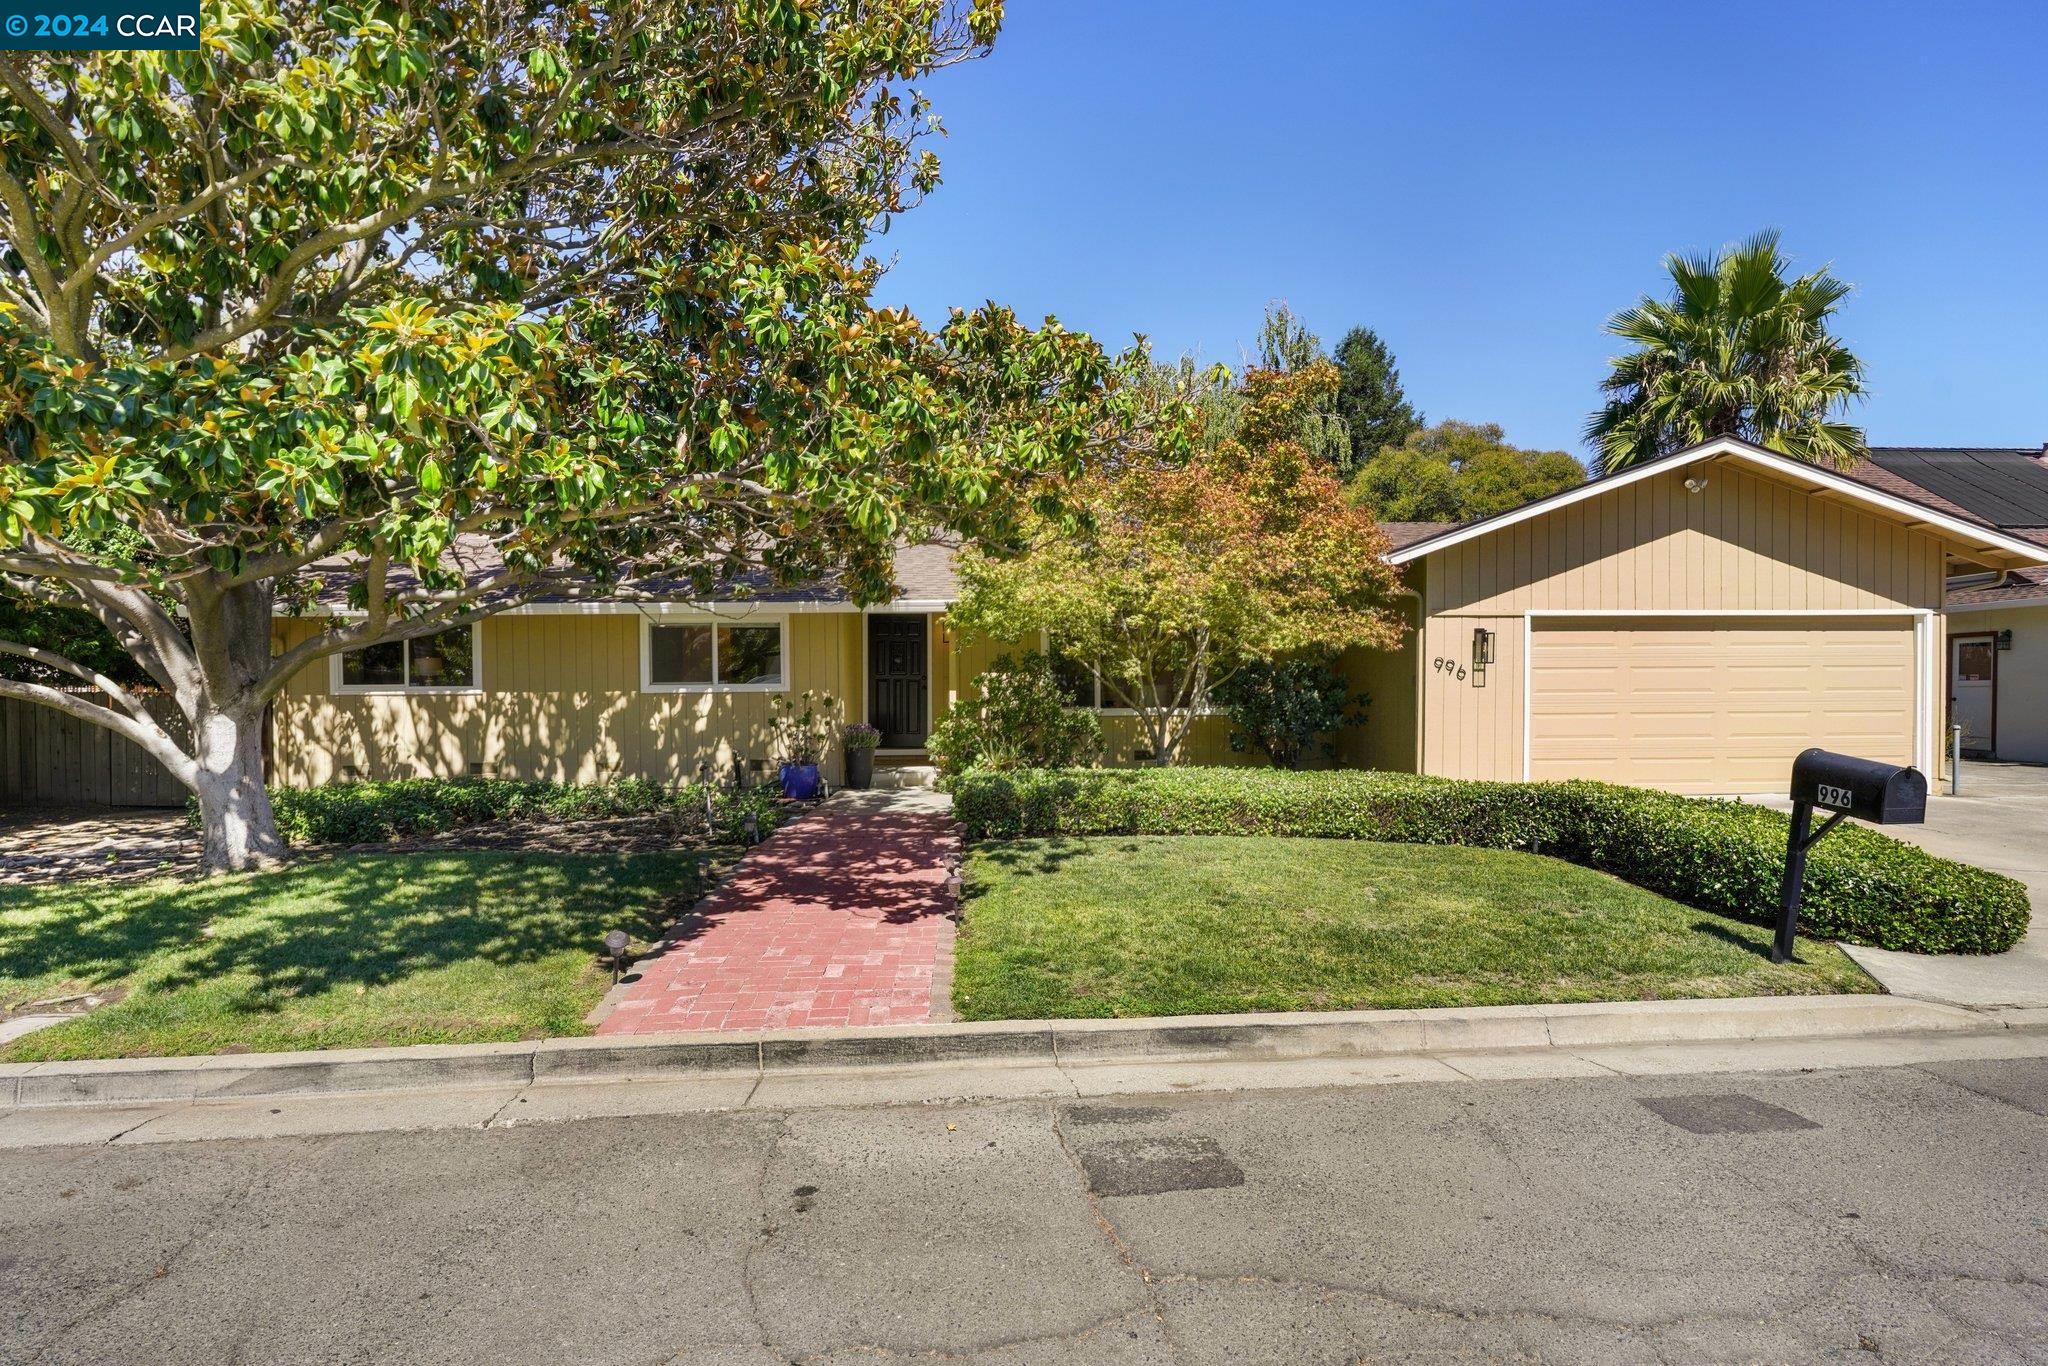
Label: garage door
xmin=1528 ymin=617 xmax=1917 ymax=795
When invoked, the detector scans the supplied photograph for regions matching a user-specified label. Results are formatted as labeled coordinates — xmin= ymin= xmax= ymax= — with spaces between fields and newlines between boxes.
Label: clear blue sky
xmin=872 ymin=0 xmax=2048 ymax=460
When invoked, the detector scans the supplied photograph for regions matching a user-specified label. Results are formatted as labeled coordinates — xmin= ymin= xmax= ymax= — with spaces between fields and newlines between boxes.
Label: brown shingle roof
xmin=1379 ymin=521 xmax=1458 ymax=550
xmin=1949 ymin=564 xmax=2048 ymax=608
xmin=303 ymin=537 xmax=961 ymax=612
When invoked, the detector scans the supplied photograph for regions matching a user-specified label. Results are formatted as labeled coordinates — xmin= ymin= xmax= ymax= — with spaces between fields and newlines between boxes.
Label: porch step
xmin=869 ymin=764 xmax=940 ymax=791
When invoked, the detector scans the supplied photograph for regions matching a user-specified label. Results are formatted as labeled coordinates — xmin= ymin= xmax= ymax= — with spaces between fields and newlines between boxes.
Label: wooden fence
xmin=0 ymin=694 xmax=189 ymax=808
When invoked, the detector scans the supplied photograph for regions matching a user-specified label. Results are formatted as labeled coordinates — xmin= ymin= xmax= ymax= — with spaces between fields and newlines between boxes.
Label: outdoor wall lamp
xmin=1471 ymin=627 xmax=1494 ymax=689
xmin=1997 ymin=629 xmax=2014 ymax=651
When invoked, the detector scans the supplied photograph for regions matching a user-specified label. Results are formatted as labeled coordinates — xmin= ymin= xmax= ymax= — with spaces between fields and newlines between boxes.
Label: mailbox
xmin=1773 ymin=749 xmax=1927 ymax=963
xmin=1789 ymin=749 xmax=1926 ymax=825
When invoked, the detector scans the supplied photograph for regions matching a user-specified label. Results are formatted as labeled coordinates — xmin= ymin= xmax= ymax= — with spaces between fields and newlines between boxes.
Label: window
xmin=1955 ymin=640 xmax=1995 ymax=684
xmin=643 ymin=616 xmax=786 ymax=691
xmin=334 ymin=625 xmax=479 ymax=693
xmin=1048 ymin=645 xmax=1204 ymax=713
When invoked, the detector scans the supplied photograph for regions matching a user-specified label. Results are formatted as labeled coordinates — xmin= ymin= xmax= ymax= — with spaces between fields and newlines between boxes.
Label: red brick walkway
xmin=596 ymin=792 xmax=959 ymax=1033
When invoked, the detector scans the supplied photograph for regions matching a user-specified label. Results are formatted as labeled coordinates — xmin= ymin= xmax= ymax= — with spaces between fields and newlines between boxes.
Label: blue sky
xmin=872 ymin=1 xmax=2048 ymax=460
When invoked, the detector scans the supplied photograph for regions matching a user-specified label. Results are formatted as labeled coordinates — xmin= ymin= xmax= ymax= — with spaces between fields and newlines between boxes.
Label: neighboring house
xmin=1866 ymin=446 xmax=2048 ymax=763
xmin=269 ymin=436 xmax=2048 ymax=797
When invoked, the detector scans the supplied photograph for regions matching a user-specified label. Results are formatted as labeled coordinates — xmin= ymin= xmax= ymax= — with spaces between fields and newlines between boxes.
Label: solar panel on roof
xmin=1867 ymin=448 xmax=2048 ymax=527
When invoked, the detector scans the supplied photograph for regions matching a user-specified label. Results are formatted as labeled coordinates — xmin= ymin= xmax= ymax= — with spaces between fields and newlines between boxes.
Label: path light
xmin=603 ymin=929 xmax=630 ymax=983
xmin=743 ymin=812 xmax=760 ymax=844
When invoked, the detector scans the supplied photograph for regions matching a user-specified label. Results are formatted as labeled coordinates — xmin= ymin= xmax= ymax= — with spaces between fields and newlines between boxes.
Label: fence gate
xmin=0 ymin=695 xmax=190 ymax=808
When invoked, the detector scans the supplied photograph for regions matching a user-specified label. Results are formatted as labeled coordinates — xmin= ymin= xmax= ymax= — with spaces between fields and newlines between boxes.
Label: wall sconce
xmin=1997 ymin=629 xmax=2014 ymax=651
xmin=1471 ymin=627 xmax=1494 ymax=688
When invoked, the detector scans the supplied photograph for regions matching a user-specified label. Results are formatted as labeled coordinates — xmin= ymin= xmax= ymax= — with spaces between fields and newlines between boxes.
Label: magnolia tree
xmin=950 ymin=363 xmax=1406 ymax=764
xmin=0 ymin=0 xmax=1149 ymax=871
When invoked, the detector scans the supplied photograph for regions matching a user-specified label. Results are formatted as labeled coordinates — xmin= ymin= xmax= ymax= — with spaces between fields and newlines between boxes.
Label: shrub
xmin=949 ymin=767 xmax=2029 ymax=955
xmin=927 ymin=652 xmax=1103 ymax=776
xmin=1212 ymin=654 xmax=1365 ymax=768
xmin=240 ymin=778 xmax=786 ymax=847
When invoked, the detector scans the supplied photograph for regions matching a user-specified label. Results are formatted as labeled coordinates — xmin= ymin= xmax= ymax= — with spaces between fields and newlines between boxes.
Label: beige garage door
xmin=1529 ymin=617 xmax=1917 ymax=795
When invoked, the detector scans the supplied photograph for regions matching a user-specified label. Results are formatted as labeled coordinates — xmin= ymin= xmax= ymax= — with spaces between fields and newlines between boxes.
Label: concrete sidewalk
xmin=4 ymin=1010 xmax=2046 ymax=1151
xmin=4 ymin=992 xmax=2041 ymax=1117
xmin=1824 ymin=761 xmax=2048 ymax=1007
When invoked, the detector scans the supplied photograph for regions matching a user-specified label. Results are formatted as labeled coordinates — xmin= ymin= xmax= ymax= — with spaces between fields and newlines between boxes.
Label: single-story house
xmin=1864 ymin=446 xmax=2048 ymax=764
xmin=269 ymin=435 xmax=2048 ymax=797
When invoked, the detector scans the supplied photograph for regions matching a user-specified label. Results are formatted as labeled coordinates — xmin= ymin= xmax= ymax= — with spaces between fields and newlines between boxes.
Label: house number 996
xmin=1815 ymin=783 xmax=1854 ymax=809
xmin=1432 ymin=656 xmax=1468 ymax=682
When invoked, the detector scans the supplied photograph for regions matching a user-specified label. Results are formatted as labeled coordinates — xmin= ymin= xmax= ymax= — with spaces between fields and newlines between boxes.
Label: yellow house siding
xmin=272 ymin=611 xmax=863 ymax=787
xmin=1337 ymin=597 xmax=1421 ymax=773
xmin=1410 ymin=457 xmax=1949 ymax=783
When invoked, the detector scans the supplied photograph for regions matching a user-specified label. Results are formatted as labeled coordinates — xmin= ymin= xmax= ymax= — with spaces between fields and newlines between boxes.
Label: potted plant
xmin=769 ymin=691 xmax=842 ymax=800
xmin=842 ymin=722 xmax=880 ymax=790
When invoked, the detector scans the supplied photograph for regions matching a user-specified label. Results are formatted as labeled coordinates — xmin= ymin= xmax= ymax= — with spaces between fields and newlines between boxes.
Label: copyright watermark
xmin=0 ymin=0 xmax=198 ymax=49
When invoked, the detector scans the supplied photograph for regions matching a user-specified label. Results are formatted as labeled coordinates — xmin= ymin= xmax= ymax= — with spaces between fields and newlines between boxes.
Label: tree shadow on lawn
xmin=964 ymin=837 xmax=1133 ymax=898
xmin=0 ymin=851 xmax=712 ymax=1009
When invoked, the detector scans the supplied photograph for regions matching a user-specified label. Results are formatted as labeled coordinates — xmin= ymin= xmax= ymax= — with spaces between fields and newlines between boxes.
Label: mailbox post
xmin=1776 ymin=749 xmax=1928 ymax=963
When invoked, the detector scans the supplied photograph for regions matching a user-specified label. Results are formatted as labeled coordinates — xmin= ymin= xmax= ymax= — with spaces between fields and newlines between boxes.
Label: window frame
xmin=330 ymin=623 xmax=485 ymax=696
xmin=639 ymin=612 xmax=789 ymax=694
xmin=1040 ymin=634 xmax=1215 ymax=716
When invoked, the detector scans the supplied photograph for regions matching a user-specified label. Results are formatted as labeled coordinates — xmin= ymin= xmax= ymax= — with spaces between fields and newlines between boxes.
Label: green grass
xmin=0 ymin=851 xmax=725 ymax=1062
xmin=952 ymin=836 xmax=1878 ymax=1020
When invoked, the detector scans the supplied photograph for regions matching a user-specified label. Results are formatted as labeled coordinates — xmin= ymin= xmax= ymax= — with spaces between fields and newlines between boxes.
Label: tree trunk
xmin=191 ymin=707 xmax=285 ymax=874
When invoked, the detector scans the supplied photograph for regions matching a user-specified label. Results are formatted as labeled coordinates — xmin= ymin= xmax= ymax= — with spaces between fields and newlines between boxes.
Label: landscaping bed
xmin=0 ymin=848 xmax=730 ymax=1062
xmin=261 ymin=776 xmax=785 ymax=847
xmin=951 ymin=768 xmax=2030 ymax=955
xmin=952 ymin=836 xmax=1877 ymax=1020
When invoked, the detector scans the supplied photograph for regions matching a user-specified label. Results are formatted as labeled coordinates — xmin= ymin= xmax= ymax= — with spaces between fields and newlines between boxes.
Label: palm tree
xmin=1587 ymin=231 xmax=1866 ymax=475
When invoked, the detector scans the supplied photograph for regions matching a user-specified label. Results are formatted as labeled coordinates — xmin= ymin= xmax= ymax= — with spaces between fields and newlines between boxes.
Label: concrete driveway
xmin=1833 ymin=761 xmax=2048 ymax=1007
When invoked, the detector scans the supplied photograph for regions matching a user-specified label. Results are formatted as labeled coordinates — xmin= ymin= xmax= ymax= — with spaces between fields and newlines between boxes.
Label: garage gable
xmin=1412 ymin=455 xmax=1952 ymax=618
xmin=1388 ymin=435 xmax=2048 ymax=585
xmin=1395 ymin=437 xmax=2030 ymax=793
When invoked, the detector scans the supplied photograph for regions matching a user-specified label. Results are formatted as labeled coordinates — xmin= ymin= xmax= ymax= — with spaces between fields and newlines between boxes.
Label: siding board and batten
xmin=1414 ymin=459 xmax=1949 ymax=791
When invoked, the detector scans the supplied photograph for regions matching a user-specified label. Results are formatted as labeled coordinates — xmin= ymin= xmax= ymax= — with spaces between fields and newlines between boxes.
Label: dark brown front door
xmin=868 ymin=615 xmax=929 ymax=749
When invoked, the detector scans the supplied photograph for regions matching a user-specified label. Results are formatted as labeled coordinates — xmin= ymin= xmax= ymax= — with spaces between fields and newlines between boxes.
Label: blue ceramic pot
xmin=780 ymin=762 xmax=822 ymax=800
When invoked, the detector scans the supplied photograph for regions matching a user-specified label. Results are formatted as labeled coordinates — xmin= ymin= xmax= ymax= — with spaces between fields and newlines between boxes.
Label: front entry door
xmin=1950 ymin=634 xmax=1997 ymax=758
xmin=869 ymin=615 xmax=930 ymax=749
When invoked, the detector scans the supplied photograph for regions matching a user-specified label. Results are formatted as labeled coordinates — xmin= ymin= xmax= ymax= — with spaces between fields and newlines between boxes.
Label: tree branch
xmin=0 ymin=638 xmax=157 ymax=723
xmin=0 ymin=676 xmax=194 ymax=784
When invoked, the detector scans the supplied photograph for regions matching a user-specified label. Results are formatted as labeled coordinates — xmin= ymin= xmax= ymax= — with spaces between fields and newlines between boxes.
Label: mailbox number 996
xmin=1815 ymin=783 xmax=1854 ymax=810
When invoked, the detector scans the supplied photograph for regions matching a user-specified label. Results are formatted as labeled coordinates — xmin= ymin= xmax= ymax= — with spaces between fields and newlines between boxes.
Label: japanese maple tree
xmin=951 ymin=362 xmax=1406 ymax=765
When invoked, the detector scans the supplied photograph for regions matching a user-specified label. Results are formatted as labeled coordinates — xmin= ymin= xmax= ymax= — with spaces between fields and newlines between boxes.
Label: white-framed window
xmin=1046 ymin=644 xmax=1209 ymax=715
xmin=331 ymin=624 xmax=483 ymax=695
xmin=640 ymin=614 xmax=787 ymax=692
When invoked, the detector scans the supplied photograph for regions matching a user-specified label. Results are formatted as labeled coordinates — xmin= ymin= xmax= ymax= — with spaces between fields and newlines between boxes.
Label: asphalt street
xmin=3 ymin=1057 xmax=2046 ymax=1365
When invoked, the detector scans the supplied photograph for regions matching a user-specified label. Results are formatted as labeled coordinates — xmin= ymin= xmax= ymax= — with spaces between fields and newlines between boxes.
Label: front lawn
xmin=0 ymin=850 xmax=724 ymax=1062
xmin=952 ymin=836 xmax=1876 ymax=1020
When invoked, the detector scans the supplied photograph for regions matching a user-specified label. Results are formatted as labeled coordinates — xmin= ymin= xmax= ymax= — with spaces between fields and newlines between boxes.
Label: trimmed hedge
xmin=949 ymin=768 xmax=2030 ymax=956
xmin=234 ymin=777 xmax=786 ymax=847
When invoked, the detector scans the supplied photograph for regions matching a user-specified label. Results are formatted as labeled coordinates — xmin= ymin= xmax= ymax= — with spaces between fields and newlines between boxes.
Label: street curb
xmin=0 ymin=994 xmax=2030 ymax=1110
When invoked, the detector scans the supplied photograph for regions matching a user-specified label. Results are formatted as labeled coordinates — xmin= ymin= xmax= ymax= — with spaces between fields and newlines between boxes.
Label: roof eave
xmin=1382 ymin=436 xmax=2048 ymax=569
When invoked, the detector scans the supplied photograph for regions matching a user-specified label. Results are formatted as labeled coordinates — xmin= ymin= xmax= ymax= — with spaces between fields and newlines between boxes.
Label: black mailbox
xmin=1789 ymin=749 xmax=1927 ymax=825
xmin=1773 ymin=749 xmax=1927 ymax=963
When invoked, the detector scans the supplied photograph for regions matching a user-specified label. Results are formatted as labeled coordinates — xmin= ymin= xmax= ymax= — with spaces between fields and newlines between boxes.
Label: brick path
xmin=595 ymin=791 xmax=960 ymax=1034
